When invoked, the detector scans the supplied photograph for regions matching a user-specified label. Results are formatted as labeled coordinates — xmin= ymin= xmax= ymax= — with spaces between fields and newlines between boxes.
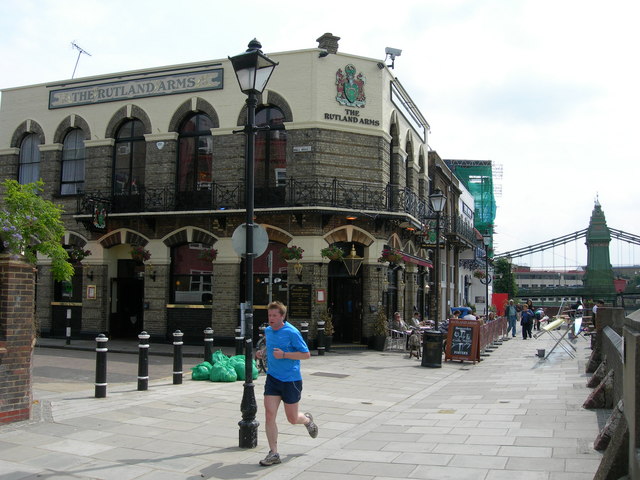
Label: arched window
xmin=113 ymin=119 xmax=145 ymax=196
xmin=61 ymin=129 xmax=86 ymax=195
xmin=176 ymin=113 xmax=213 ymax=209
xmin=18 ymin=134 xmax=41 ymax=184
xmin=170 ymin=243 xmax=213 ymax=304
xmin=255 ymin=106 xmax=286 ymax=206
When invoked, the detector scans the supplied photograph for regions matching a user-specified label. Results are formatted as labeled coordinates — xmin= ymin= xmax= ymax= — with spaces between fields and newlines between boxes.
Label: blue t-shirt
xmin=265 ymin=322 xmax=309 ymax=382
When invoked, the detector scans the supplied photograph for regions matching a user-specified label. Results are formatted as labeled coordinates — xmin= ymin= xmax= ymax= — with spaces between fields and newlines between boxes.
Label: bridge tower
xmin=583 ymin=199 xmax=616 ymax=299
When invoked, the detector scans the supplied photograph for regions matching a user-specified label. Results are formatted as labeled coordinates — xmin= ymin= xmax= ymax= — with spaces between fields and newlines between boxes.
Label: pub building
xmin=0 ymin=33 xmax=478 ymax=347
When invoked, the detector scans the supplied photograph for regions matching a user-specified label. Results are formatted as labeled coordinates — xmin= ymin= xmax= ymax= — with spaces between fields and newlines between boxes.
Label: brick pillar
xmin=0 ymin=254 xmax=35 ymax=424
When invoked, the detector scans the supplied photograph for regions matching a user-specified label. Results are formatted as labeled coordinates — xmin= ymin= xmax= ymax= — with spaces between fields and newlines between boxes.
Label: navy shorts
xmin=264 ymin=374 xmax=303 ymax=404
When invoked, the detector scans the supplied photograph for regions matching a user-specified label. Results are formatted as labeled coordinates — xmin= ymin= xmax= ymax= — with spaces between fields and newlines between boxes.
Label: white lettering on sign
xmin=293 ymin=146 xmax=312 ymax=152
xmin=49 ymin=68 xmax=223 ymax=109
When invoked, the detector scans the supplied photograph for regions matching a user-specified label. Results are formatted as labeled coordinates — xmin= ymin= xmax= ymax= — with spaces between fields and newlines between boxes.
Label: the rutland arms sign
xmin=49 ymin=68 xmax=223 ymax=109
xmin=324 ymin=64 xmax=380 ymax=127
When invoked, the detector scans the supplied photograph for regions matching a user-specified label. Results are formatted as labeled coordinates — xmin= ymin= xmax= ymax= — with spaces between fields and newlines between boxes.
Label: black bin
xmin=421 ymin=331 xmax=443 ymax=368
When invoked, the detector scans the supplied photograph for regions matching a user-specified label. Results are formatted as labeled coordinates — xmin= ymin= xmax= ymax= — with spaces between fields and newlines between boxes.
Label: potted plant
xmin=280 ymin=244 xmax=304 ymax=261
xmin=67 ymin=246 xmax=91 ymax=266
xmin=320 ymin=309 xmax=334 ymax=352
xmin=473 ymin=269 xmax=486 ymax=280
xmin=320 ymin=245 xmax=344 ymax=261
xmin=371 ymin=309 xmax=389 ymax=351
xmin=378 ymin=247 xmax=403 ymax=264
xmin=130 ymin=245 xmax=151 ymax=263
xmin=198 ymin=247 xmax=218 ymax=262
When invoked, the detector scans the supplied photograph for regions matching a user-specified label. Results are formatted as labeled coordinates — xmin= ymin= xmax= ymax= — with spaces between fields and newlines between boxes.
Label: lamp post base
xmin=238 ymin=382 xmax=259 ymax=448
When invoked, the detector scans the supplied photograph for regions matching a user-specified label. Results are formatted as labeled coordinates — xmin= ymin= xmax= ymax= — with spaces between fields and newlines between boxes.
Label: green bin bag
xmin=209 ymin=361 xmax=238 ymax=382
xmin=229 ymin=355 xmax=259 ymax=381
xmin=211 ymin=350 xmax=229 ymax=365
xmin=190 ymin=361 xmax=213 ymax=381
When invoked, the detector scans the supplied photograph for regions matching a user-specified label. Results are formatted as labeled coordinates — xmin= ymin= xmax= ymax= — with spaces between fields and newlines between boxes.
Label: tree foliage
xmin=493 ymin=257 xmax=518 ymax=298
xmin=0 ymin=180 xmax=74 ymax=282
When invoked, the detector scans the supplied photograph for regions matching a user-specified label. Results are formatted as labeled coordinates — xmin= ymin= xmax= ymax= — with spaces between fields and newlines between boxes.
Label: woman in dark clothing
xmin=521 ymin=307 xmax=534 ymax=339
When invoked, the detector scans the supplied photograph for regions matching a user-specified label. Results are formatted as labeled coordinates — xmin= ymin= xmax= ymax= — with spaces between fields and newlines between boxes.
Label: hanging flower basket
xmin=320 ymin=245 xmax=344 ymax=261
xmin=68 ymin=246 xmax=91 ymax=266
xmin=378 ymin=247 xmax=403 ymax=264
xmin=280 ymin=245 xmax=304 ymax=261
xmin=198 ymin=247 xmax=218 ymax=262
xmin=130 ymin=245 xmax=151 ymax=263
xmin=473 ymin=269 xmax=486 ymax=279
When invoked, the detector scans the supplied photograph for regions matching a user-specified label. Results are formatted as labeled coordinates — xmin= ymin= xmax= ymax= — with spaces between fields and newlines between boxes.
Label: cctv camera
xmin=385 ymin=47 xmax=402 ymax=59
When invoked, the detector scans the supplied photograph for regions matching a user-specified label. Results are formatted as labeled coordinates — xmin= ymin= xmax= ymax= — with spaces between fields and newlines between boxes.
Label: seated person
xmin=410 ymin=312 xmax=421 ymax=328
xmin=392 ymin=312 xmax=409 ymax=331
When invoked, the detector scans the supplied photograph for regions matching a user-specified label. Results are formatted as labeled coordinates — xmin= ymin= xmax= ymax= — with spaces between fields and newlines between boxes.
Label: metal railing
xmin=76 ymin=178 xmax=431 ymax=218
xmin=75 ymin=178 xmax=477 ymax=247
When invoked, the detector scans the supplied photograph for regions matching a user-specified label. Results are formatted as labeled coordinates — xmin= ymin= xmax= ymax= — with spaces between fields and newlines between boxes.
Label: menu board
xmin=288 ymin=284 xmax=312 ymax=319
xmin=445 ymin=318 xmax=480 ymax=363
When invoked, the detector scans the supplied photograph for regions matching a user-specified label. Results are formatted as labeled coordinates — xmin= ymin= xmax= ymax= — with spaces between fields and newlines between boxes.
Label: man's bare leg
xmin=264 ymin=395 xmax=281 ymax=453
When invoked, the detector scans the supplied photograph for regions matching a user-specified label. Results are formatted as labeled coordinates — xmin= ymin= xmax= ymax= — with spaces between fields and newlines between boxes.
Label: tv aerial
xmin=71 ymin=41 xmax=92 ymax=79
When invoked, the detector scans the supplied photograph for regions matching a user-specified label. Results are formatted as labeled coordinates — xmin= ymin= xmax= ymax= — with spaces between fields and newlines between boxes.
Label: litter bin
xmin=421 ymin=330 xmax=443 ymax=368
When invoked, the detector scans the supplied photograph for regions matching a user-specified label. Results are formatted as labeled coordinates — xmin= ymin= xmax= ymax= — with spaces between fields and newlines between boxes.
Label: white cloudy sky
xmin=1 ymin=0 xmax=639 ymax=269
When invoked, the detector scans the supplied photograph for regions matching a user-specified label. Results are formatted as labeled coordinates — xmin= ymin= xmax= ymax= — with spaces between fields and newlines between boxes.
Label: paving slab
xmin=0 ymin=334 xmax=605 ymax=478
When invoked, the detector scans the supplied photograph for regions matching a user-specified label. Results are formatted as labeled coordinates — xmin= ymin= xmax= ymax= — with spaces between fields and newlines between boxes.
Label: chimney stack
xmin=316 ymin=33 xmax=340 ymax=54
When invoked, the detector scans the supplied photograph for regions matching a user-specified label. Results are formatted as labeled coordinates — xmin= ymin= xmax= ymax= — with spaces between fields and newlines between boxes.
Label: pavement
xmin=0 ymin=331 xmax=605 ymax=479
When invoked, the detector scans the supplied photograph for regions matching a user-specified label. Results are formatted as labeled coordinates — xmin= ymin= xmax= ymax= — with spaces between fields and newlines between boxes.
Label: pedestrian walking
xmin=521 ymin=306 xmax=534 ymax=339
xmin=255 ymin=301 xmax=318 ymax=466
xmin=506 ymin=299 xmax=518 ymax=337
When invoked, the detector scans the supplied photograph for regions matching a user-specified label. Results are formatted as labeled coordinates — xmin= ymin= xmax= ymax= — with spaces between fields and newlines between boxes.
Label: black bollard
xmin=137 ymin=331 xmax=150 ymax=391
xmin=94 ymin=334 xmax=108 ymax=398
xmin=65 ymin=308 xmax=72 ymax=345
xmin=300 ymin=322 xmax=309 ymax=347
xmin=172 ymin=330 xmax=183 ymax=385
xmin=317 ymin=320 xmax=325 ymax=356
xmin=204 ymin=327 xmax=214 ymax=363
xmin=235 ymin=326 xmax=243 ymax=356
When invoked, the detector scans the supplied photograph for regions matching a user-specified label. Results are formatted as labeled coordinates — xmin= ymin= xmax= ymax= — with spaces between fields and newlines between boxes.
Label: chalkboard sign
xmin=445 ymin=318 xmax=480 ymax=363
xmin=288 ymin=284 xmax=312 ymax=319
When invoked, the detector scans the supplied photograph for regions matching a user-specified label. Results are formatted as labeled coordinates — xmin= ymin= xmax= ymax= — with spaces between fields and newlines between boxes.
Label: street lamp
xmin=481 ymin=233 xmax=493 ymax=317
xmin=229 ymin=39 xmax=278 ymax=449
xmin=422 ymin=188 xmax=446 ymax=368
xmin=342 ymin=244 xmax=363 ymax=277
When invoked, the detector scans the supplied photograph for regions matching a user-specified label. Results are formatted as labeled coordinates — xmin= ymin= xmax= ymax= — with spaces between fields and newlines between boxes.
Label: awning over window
xmin=401 ymin=253 xmax=433 ymax=268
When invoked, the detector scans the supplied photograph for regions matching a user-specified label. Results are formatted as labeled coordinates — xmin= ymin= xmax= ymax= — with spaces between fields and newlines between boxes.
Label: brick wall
xmin=0 ymin=255 xmax=35 ymax=424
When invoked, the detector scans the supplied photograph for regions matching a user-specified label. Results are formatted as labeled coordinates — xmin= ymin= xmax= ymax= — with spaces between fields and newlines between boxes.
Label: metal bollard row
xmin=94 ymin=328 xmax=217 ymax=395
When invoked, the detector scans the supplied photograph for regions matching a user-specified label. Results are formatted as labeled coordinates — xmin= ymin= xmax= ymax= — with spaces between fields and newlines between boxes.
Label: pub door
xmin=328 ymin=263 xmax=363 ymax=344
xmin=109 ymin=260 xmax=144 ymax=338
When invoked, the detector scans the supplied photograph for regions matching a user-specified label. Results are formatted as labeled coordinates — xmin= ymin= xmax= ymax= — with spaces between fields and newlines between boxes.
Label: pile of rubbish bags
xmin=191 ymin=350 xmax=259 ymax=382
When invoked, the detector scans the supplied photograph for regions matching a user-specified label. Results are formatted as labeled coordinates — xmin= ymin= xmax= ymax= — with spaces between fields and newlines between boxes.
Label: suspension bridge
xmin=495 ymin=201 xmax=640 ymax=305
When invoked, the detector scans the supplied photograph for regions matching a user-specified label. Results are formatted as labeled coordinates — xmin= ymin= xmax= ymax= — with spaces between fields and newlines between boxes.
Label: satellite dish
xmin=232 ymin=223 xmax=269 ymax=258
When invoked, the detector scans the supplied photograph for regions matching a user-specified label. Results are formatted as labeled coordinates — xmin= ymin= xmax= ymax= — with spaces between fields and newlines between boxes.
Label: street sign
xmin=232 ymin=223 xmax=269 ymax=258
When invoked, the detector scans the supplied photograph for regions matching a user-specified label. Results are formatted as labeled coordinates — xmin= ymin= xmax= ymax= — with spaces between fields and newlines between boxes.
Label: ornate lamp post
xmin=422 ymin=189 xmax=446 ymax=368
xmin=481 ymin=233 xmax=493 ymax=316
xmin=229 ymin=39 xmax=278 ymax=449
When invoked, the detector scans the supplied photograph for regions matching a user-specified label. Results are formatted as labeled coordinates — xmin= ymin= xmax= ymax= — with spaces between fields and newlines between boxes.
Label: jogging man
xmin=255 ymin=301 xmax=318 ymax=466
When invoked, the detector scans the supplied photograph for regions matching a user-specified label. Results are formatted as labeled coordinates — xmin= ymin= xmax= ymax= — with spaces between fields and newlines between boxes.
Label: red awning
xmin=401 ymin=253 xmax=433 ymax=268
